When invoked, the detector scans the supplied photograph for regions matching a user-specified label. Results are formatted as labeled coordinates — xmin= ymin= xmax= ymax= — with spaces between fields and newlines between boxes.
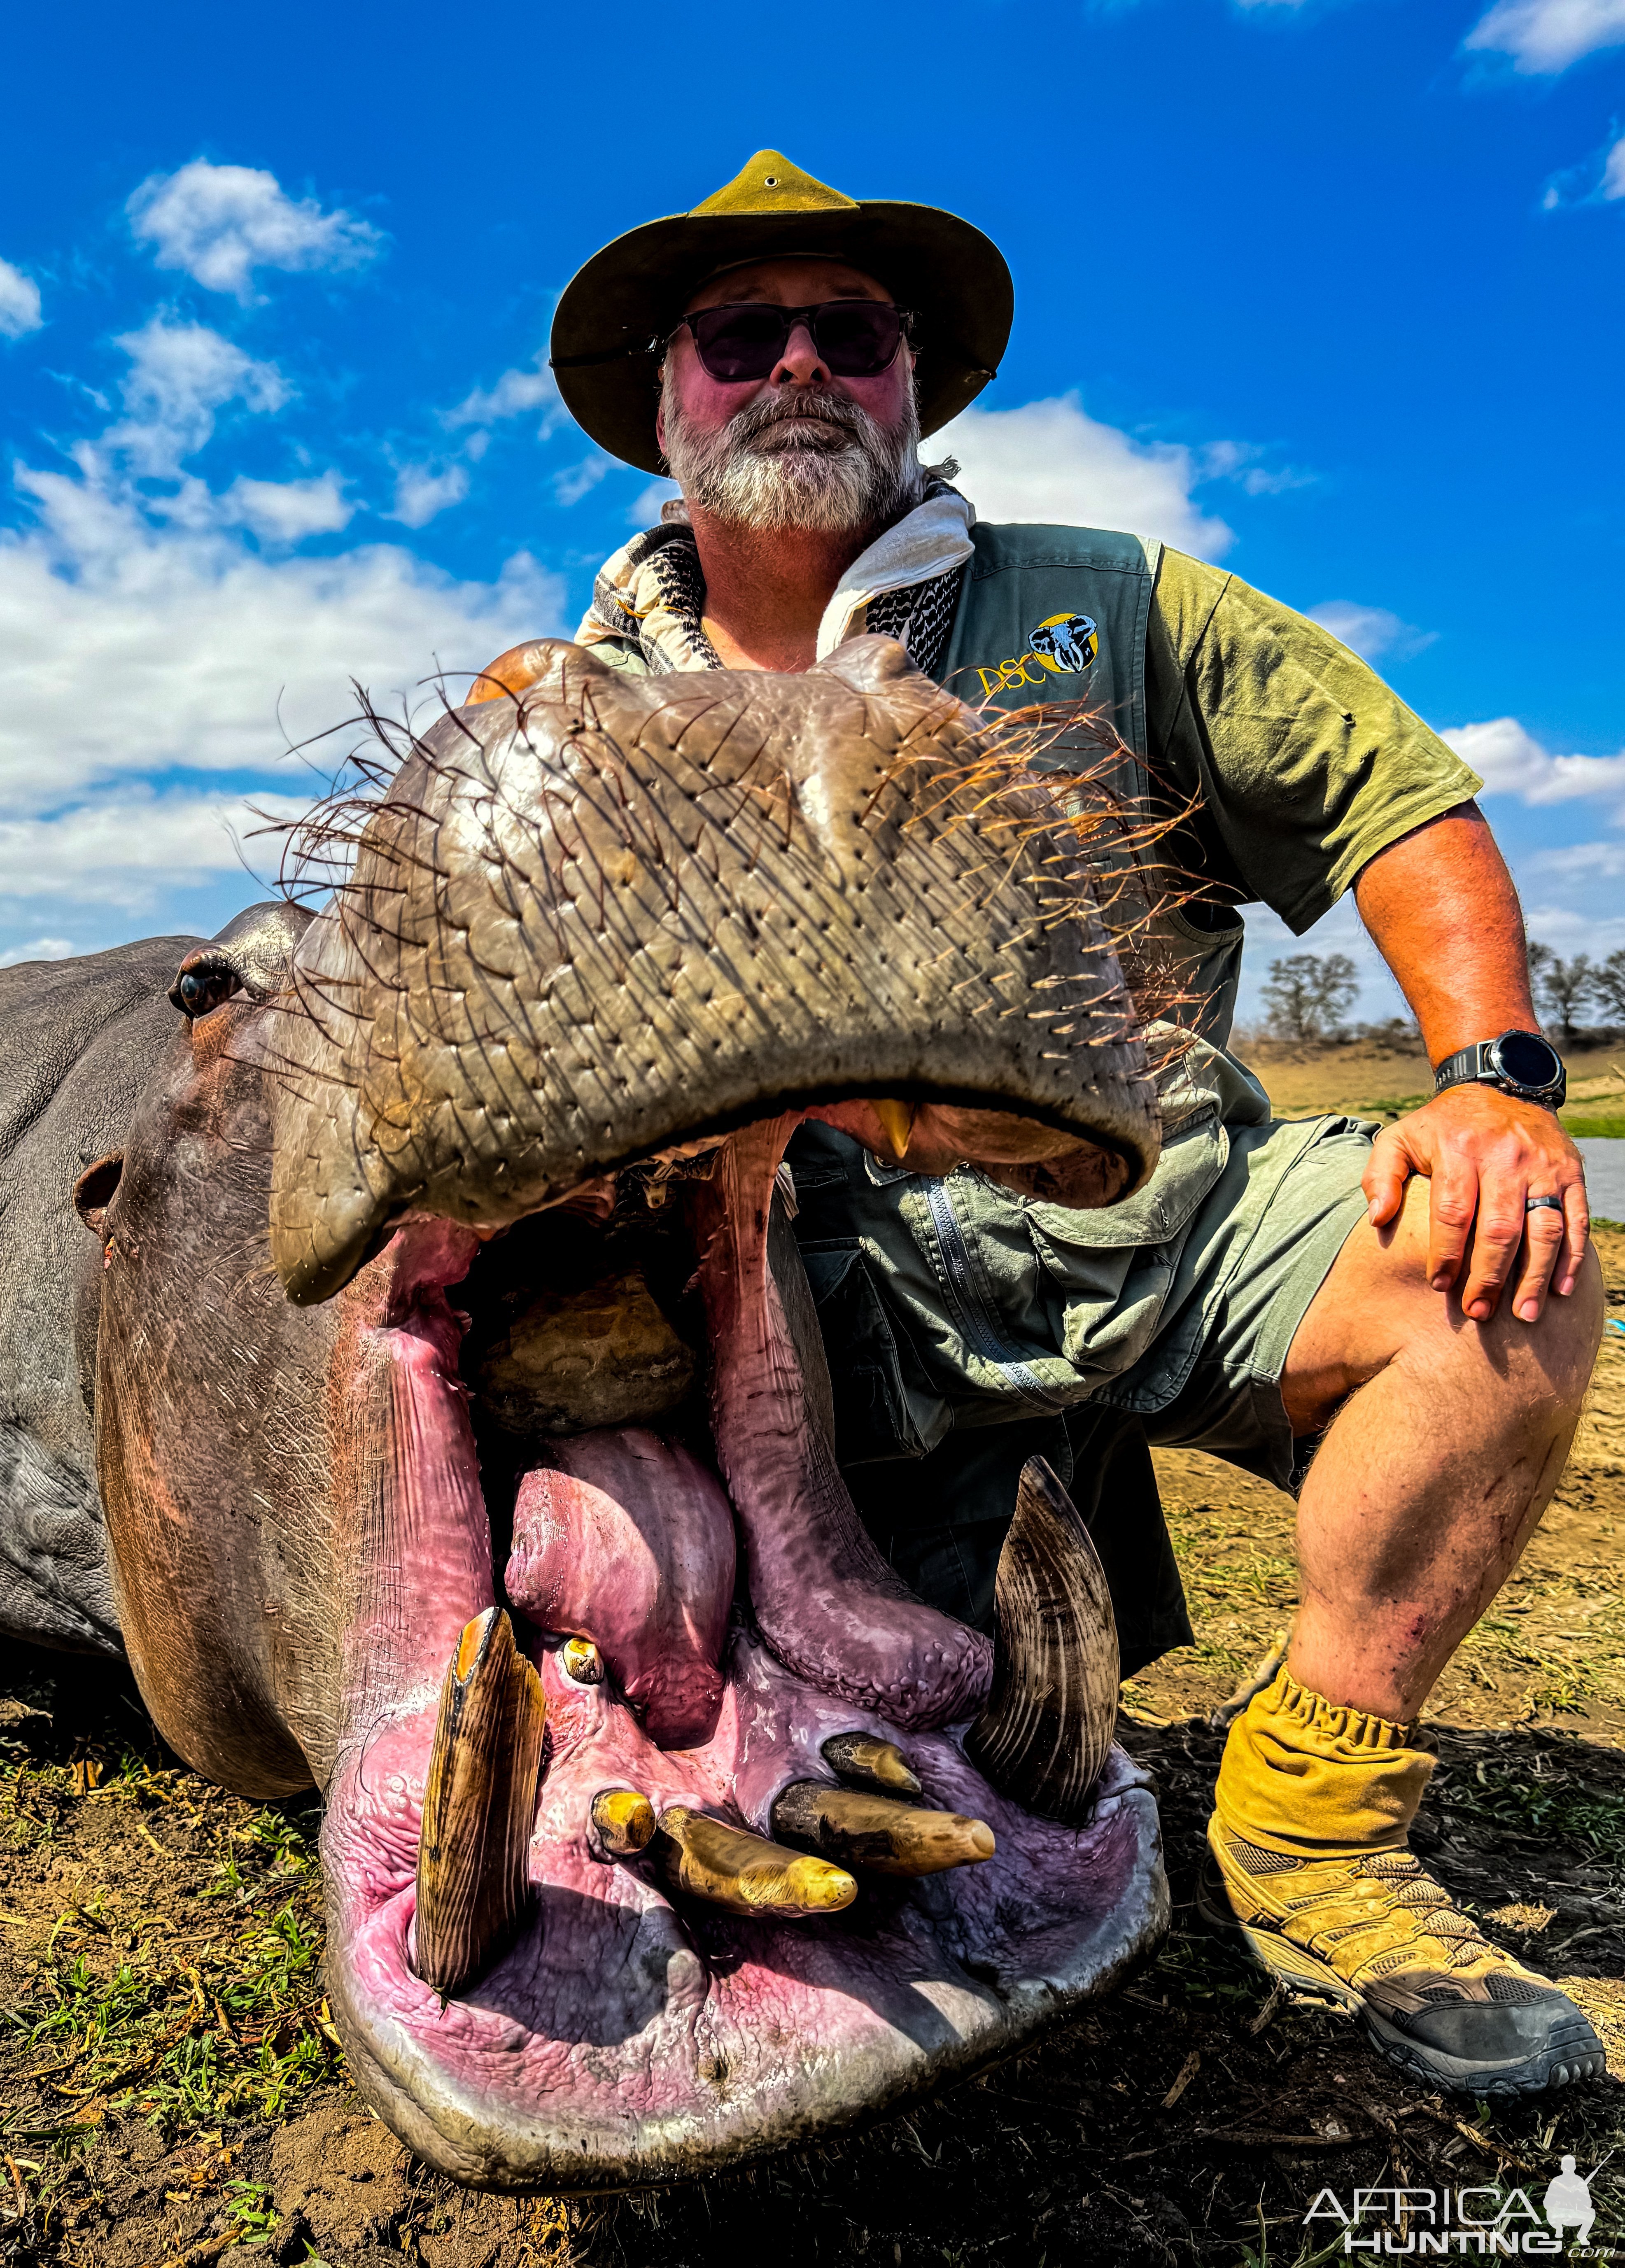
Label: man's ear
xmin=654 ymin=380 xmax=667 ymax=459
xmin=74 ymin=1153 xmax=123 ymax=1238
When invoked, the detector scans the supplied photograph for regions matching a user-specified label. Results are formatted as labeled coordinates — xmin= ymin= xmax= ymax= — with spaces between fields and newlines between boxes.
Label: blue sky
xmin=2 ymin=0 xmax=1622 ymax=1024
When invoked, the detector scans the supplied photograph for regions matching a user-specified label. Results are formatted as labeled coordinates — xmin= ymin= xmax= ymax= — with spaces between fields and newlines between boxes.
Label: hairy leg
xmin=1280 ymin=1173 xmax=1602 ymax=1721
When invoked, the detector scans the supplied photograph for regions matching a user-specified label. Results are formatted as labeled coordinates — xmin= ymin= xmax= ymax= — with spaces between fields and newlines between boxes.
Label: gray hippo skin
xmin=4 ymin=639 xmax=1170 ymax=2189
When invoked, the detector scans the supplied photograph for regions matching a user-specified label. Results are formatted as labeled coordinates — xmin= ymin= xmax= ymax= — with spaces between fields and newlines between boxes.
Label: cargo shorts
xmin=786 ymin=1051 xmax=1377 ymax=1671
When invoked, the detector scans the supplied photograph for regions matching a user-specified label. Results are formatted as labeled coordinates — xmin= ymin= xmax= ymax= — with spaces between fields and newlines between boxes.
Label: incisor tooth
xmin=413 ymin=1608 xmax=547 ymax=1996
xmin=772 ymin=1780 xmax=994 ymax=1875
xmin=821 ymin=1732 xmax=923 ymax=1797
xmin=591 ymin=1787 xmax=656 ymax=1858
xmin=656 ymin=1806 xmax=856 ymax=1918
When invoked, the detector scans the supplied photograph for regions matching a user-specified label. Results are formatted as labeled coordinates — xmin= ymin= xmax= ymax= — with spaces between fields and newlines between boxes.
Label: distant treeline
xmin=1240 ymin=944 xmax=1618 ymax=1051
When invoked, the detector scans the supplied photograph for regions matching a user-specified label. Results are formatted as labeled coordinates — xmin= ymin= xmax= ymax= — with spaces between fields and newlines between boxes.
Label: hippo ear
xmin=74 ymin=1153 xmax=123 ymax=1238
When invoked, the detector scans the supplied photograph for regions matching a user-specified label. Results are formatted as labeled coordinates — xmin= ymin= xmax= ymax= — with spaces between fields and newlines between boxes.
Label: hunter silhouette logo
xmin=1304 ymin=2161 xmax=1616 ymax=2253
xmin=1030 ymin=612 xmax=1099 ymax=675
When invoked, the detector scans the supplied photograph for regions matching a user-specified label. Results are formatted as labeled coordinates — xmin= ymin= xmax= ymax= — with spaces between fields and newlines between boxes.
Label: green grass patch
xmin=1564 ymin=1115 xmax=1625 ymax=1138
xmin=1355 ymin=1092 xmax=1428 ymax=1119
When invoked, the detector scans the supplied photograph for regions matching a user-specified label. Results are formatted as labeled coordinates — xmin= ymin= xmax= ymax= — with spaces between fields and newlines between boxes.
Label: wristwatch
xmin=1432 ymin=1030 xmax=1567 ymax=1109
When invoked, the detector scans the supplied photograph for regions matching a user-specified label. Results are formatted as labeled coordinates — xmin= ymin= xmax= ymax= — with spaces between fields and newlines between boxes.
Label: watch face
xmin=1492 ymin=1030 xmax=1562 ymax=1090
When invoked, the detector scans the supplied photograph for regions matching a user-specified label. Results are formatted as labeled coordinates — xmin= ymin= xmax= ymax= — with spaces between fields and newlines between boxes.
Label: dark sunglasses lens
xmin=815 ymin=303 xmax=903 ymax=374
xmin=687 ymin=302 xmax=905 ymax=380
xmin=689 ymin=305 xmax=786 ymax=380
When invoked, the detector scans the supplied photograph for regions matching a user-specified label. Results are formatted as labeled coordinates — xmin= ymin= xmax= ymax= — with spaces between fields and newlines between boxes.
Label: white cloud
xmin=107 ymin=316 xmax=288 ymax=476
xmin=448 ymin=352 xmax=565 ymax=434
xmin=553 ymin=455 xmax=610 ymax=507
xmin=932 ymin=393 xmax=1235 ymax=559
xmin=223 ymin=470 xmax=352 ymax=541
xmin=0 ymin=790 xmax=313 ymax=910
xmin=1441 ymin=717 xmax=1625 ymax=808
xmin=0 ymin=935 xmax=74 ymax=967
xmin=0 ymin=259 xmax=42 ymax=340
xmin=389 ymin=462 xmax=469 ymax=527
xmin=0 ymin=478 xmax=567 ymax=819
xmin=1307 ymin=601 xmax=1436 ymax=662
xmin=127 ymin=159 xmax=382 ymax=302
xmin=1606 ymin=134 xmax=1625 ymax=197
xmin=1465 ymin=0 xmax=1625 ymax=71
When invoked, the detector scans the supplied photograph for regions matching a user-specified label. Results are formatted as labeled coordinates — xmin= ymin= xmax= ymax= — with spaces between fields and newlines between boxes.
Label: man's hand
xmin=1362 ymin=1083 xmax=1588 ymax=1324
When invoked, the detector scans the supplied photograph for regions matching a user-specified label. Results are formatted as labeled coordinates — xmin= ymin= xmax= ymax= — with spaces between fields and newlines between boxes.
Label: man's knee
xmin=1287 ymin=1172 xmax=1603 ymax=1427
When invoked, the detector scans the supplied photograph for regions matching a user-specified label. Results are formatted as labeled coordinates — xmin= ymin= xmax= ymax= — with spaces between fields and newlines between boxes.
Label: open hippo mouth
xmin=205 ymin=638 xmax=1170 ymax=2186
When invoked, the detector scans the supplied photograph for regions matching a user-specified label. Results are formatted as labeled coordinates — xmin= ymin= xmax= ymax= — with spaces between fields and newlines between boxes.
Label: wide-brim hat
xmin=550 ymin=150 xmax=1013 ymax=476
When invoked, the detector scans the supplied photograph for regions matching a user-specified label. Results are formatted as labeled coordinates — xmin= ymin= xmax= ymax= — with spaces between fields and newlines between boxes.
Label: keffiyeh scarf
xmin=576 ymin=482 xmax=976 ymax=681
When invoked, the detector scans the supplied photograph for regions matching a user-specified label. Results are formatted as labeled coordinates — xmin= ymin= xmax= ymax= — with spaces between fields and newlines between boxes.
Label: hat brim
xmin=550 ymin=201 xmax=1012 ymax=476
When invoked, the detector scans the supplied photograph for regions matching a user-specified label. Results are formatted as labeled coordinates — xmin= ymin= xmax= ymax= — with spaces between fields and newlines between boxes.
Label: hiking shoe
xmin=1201 ymin=1817 xmax=1606 ymax=2097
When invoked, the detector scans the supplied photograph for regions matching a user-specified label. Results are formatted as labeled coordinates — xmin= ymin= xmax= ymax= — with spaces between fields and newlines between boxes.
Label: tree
xmin=1592 ymin=948 xmax=1625 ymax=1030
xmin=1528 ymin=944 xmax=1595 ymax=1041
xmin=1260 ymin=951 xmax=1360 ymax=1046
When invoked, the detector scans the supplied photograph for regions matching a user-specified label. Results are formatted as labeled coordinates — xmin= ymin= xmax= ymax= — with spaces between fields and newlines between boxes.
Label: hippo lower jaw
xmin=315 ymin=1101 xmax=1168 ymax=2191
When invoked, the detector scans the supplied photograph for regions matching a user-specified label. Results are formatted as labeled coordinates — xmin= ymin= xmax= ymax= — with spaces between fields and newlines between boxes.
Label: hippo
xmin=0 ymin=636 xmax=1170 ymax=2188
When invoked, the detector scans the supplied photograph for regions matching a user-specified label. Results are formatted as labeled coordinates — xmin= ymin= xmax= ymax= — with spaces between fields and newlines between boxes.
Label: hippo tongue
xmin=505 ymin=1432 xmax=736 ymax=1748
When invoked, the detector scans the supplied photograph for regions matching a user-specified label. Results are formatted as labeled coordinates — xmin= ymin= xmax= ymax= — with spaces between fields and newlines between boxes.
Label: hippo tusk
xmin=413 ymin=1608 xmax=548 ymax=1996
xmin=965 ymin=1457 xmax=1120 ymax=1827
xmin=821 ymin=1732 xmax=923 ymax=1798
xmin=655 ymin=1806 xmax=856 ymax=1919
xmin=772 ymin=1781 xmax=995 ymax=1875
xmin=872 ymin=1098 xmax=917 ymax=1162
xmin=590 ymin=1787 xmax=656 ymax=1860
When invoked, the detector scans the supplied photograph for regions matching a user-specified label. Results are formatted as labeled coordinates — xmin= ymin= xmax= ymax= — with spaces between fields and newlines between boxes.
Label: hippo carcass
xmin=1 ymin=638 xmax=1169 ymax=2188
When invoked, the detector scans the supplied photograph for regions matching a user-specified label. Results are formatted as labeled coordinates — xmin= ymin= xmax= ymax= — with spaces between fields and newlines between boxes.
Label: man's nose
xmin=772 ymin=319 xmax=828 ymax=387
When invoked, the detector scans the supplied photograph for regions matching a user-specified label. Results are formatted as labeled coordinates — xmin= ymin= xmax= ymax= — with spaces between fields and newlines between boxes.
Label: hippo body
xmin=0 ymin=641 xmax=1172 ymax=2186
xmin=0 ymin=935 xmax=197 ymax=1653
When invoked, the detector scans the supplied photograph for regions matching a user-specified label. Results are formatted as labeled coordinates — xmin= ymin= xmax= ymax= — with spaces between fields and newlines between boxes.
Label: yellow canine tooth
xmin=772 ymin=1780 xmax=995 ymax=1875
xmin=872 ymin=1099 xmax=916 ymax=1163
xmin=821 ymin=1732 xmax=923 ymax=1798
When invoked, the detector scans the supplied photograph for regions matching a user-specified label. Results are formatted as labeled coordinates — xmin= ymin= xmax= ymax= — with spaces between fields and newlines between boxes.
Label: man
xmin=478 ymin=152 xmax=1605 ymax=2097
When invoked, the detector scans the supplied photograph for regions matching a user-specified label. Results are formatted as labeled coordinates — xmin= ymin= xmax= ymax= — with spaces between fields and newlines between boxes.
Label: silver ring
xmin=1526 ymin=1195 xmax=1564 ymax=1213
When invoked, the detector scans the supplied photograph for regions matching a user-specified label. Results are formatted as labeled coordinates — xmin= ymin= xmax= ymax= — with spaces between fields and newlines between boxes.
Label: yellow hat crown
xmin=691 ymin=151 xmax=859 ymax=220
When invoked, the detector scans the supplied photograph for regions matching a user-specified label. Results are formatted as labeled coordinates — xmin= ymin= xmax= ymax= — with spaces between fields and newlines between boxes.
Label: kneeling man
xmin=478 ymin=151 xmax=1604 ymax=2096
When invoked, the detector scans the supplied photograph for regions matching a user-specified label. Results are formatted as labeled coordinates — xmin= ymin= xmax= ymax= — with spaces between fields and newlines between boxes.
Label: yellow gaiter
xmin=1212 ymin=1666 xmax=1436 ymax=1856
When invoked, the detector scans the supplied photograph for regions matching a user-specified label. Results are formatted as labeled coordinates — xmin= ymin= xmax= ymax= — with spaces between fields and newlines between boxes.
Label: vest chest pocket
xmin=797 ymin=1241 xmax=952 ymax=1466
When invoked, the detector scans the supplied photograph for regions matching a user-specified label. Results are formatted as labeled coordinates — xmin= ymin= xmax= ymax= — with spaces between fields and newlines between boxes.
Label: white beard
xmin=662 ymin=383 xmax=923 ymax=534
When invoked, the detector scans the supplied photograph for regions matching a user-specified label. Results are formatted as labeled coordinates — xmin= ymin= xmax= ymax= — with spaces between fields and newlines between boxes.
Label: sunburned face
xmin=87 ymin=639 xmax=1169 ymax=2189
xmin=657 ymin=256 xmax=923 ymax=534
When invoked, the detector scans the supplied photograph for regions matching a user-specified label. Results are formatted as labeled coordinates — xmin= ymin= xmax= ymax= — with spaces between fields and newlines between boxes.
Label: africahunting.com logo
xmin=1303 ymin=2161 xmax=1612 ymax=2255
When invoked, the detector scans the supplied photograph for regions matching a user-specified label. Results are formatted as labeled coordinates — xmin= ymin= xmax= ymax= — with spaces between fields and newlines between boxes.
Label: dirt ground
xmin=4 ymin=1050 xmax=1624 ymax=2268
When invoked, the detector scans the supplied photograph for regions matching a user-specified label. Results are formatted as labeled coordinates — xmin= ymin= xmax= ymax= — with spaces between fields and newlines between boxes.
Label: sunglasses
xmin=670 ymin=299 xmax=914 ymax=384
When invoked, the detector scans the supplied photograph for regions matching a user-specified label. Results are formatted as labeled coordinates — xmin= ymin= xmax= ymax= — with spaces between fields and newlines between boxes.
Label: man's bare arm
xmin=1352 ymin=801 xmax=1587 ymax=1324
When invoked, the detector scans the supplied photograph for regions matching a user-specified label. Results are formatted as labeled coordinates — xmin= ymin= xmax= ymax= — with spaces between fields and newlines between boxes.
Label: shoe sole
xmin=1195 ymin=1869 xmax=1609 ymax=2097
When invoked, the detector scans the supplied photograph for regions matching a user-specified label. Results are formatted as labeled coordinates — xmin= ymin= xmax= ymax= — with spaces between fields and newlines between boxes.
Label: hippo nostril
xmin=560 ymin=1636 xmax=603 ymax=1684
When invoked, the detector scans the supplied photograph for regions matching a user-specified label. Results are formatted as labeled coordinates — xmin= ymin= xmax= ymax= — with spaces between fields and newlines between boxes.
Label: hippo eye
xmin=559 ymin=1636 xmax=603 ymax=1685
xmin=170 ymin=957 xmax=242 ymax=1019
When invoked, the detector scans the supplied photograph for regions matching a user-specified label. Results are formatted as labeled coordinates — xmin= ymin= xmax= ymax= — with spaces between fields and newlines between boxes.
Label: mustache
xmin=728 ymin=389 xmax=870 ymax=448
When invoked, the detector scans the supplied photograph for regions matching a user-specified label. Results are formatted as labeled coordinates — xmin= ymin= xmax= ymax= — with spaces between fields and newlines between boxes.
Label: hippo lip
xmin=317 ymin=1103 xmax=1168 ymax=2192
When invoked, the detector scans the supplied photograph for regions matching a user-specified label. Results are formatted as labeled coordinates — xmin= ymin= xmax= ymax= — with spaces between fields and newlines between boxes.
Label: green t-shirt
xmin=1144 ymin=550 xmax=1482 ymax=935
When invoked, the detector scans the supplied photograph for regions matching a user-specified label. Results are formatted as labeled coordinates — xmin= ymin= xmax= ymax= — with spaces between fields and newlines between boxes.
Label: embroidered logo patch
xmin=972 ymin=612 xmax=1100 ymax=697
xmin=1030 ymin=612 xmax=1099 ymax=674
